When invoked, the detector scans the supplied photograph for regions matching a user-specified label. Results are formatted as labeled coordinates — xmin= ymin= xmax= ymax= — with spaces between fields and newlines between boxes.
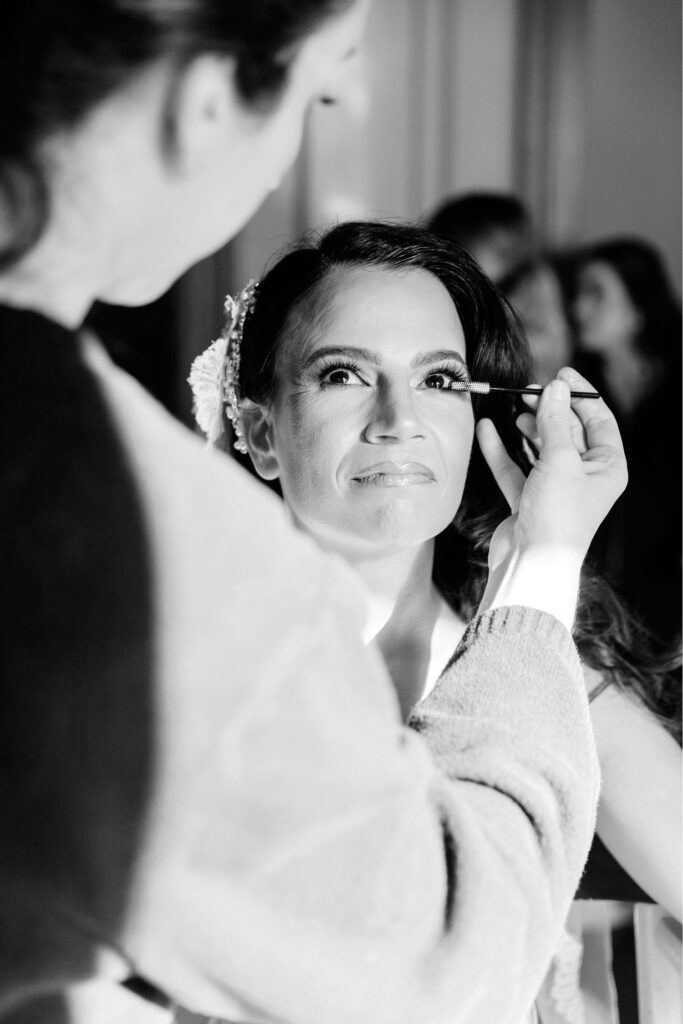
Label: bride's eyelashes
xmin=422 ymin=363 xmax=471 ymax=389
xmin=318 ymin=359 xmax=367 ymax=388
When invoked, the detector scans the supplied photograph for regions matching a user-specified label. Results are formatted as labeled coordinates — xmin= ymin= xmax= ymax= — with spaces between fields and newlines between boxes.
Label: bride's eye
xmin=423 ymin=366 xmax=469 ymax=390
xmin=319 ymin=363 xmax=365 ymax=387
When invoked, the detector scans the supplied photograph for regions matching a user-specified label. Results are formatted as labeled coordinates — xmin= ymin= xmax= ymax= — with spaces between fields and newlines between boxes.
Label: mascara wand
xmin=446 ymin=381 xmax=601 ymax=400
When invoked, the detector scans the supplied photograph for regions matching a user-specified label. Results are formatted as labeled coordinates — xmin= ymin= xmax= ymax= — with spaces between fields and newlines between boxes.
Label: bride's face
xmin=250 ymin=266 xmax=475 ymax=557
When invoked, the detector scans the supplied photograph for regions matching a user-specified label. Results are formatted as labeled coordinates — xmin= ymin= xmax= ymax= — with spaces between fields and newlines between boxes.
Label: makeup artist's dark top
xmin=0 ymin=305 xmax=598 ymax=1024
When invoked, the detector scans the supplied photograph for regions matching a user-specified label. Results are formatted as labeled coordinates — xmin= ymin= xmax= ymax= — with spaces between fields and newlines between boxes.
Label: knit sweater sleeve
xmin=41 ymin=342 xmax=597 ymax=1024
xmin=407 ymin=607 xmax=599 ymax=1022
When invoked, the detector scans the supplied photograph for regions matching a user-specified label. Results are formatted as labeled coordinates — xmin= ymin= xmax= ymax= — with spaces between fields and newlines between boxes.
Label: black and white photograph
xmin=1 ymin=2 xmax=680 ymax=1023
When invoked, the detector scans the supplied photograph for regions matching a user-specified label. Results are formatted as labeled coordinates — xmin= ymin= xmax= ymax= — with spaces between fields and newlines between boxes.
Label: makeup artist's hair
xmin=237 ymin=219 xmax=681 ymax=740
xmin=576 ymin=237 xmax=681 ymax=369
xmin=0 ymin=0 xmax=354 ymax=269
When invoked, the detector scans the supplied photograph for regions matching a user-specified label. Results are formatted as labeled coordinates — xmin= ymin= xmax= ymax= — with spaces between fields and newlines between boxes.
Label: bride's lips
xmin=351 ymin=462 xmax=436 ymax=487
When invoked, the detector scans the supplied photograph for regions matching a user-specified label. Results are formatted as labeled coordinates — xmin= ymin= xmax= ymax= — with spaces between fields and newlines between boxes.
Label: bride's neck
xmin=333 ymin=539 xmax=466 ymax=718
xmin=349 ymin=541 xmax=464 ymax=719
xmin=346 ymin=540 xmax=438 ymax=634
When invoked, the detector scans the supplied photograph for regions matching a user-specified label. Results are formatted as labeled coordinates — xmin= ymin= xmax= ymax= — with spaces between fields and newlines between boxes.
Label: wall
xmin=580 ymin=0 xmax=681 ymax=287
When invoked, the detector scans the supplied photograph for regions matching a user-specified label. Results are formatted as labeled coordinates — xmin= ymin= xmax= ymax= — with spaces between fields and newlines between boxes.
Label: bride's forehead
xmin=327 ymin=266 xmax=458 ymax=322
xmin=276 ymin=264 xmax=464 ymax=368
xmin=319 ymin=267 xmax=463 ymax=343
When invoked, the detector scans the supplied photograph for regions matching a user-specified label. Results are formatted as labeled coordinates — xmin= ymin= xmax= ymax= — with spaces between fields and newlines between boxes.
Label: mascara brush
xmin=446 ymin=381 xmax=601 ymax=400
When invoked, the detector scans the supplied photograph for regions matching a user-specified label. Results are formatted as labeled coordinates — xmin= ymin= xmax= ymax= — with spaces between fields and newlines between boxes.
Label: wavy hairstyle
xmin=0 ymin=0 xmax=354 ymax=269
xmin=237 ymin=220 xmax=681 ymax=740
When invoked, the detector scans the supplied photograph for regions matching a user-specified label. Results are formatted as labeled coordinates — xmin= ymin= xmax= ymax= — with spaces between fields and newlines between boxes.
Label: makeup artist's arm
xmin=476 ymin=369 xmax=627 ymax=630
xmin=588 ymin=674 xmax=682 ymax=921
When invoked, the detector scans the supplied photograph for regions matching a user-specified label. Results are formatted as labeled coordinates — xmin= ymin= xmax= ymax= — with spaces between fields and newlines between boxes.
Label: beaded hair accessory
xmin=187 ymin=279 xmax=258 ymax=453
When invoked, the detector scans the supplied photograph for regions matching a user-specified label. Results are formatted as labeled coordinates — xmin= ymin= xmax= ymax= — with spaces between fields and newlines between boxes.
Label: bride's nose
xmin=363 ymin=380 xmax=426 ymax=444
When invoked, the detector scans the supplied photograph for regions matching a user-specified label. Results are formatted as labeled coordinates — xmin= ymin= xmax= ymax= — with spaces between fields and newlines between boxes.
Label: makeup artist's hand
xmin=515 ymin=367 xmax=598 ymax=457
xmin=479 ymin=366 xmax=627 ymax=555
xmin=475 ymin=366 xmax=627 ymax=628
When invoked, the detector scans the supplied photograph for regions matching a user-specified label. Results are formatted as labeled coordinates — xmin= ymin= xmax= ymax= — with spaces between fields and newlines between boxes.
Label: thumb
xmin=536 ymin=378 xmax=574 ymax=453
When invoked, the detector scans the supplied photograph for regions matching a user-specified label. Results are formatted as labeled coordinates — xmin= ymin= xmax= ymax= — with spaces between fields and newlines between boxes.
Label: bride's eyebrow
xmin=411 ymin=350 xmax=469 ymax=370
xmin=300 ymin=345 xmax=378 ymax=370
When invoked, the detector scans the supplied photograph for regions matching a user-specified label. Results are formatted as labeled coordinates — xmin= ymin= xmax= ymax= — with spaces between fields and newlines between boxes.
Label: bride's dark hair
xmin=238 ymin=219 xmax=681 ymax=740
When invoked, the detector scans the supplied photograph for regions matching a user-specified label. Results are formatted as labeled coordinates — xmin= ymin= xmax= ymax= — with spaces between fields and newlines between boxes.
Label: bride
xmin=192 ymin=219 xmax=681 ymax=1022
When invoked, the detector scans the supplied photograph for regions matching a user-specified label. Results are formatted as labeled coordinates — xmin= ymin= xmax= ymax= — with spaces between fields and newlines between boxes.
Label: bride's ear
xmin=240 ymin=400 xmax=281 ymax=481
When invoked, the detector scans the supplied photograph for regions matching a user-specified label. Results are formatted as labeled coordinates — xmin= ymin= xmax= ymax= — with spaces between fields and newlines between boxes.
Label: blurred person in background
xmin=572 ymin=237 xmax=682 ymax=650
xmin=426 ymin=191 xmax=531 ymax=285
xmin=503 ymin=253 xmax=578 ymax=386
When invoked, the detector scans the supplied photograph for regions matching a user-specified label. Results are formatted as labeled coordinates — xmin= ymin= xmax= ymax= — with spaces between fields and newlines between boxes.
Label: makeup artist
xmin=1 ymin=5 xmax=627 ymax=1024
